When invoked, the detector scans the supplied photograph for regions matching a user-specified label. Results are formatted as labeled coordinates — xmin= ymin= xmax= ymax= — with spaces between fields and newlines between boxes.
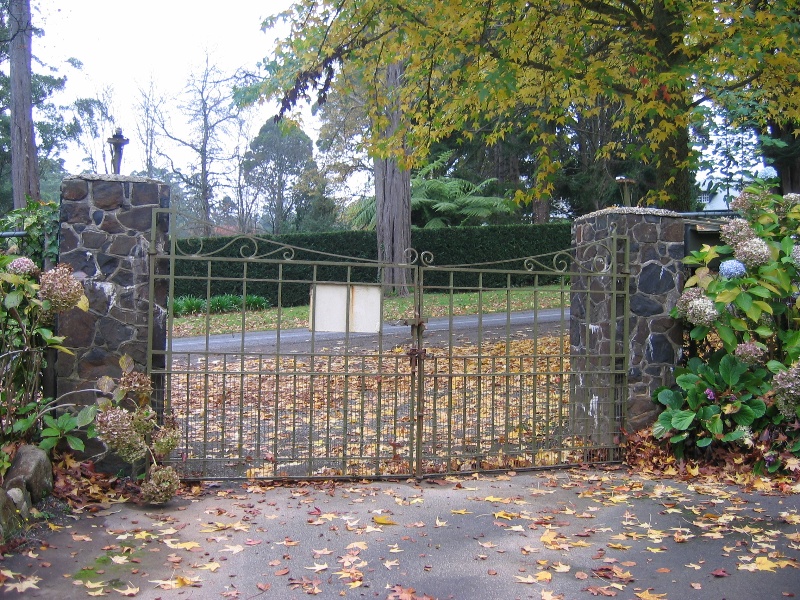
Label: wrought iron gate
xmin=148 ymin=212 xmax=629 ymax=479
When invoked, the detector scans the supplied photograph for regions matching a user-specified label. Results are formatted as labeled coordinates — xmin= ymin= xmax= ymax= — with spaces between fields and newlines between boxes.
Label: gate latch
xmin=407 ymin=347 xmax=427 ymax=368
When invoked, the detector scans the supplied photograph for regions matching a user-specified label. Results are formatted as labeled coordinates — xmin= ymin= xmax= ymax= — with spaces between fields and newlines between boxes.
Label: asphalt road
xmin=170 ymin=309 xmax=570 ymax=355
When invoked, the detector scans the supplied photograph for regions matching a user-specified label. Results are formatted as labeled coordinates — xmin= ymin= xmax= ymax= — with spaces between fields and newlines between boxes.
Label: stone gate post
xmin=55 ymin=174 xmax=169 ymax=402
xmin=571 ymin=208 xmax=685 ymax=442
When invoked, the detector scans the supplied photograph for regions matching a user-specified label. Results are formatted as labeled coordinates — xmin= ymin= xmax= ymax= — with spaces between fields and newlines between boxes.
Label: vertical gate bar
xmin=341 ymin=266 xmax=353 ymax=475
xmin=446 ymin=271 xmax=455 ymax=469
xmin=475 ymin=272 xmax=483 ymax=455
xmin=273 ymin=264 xmax=283 ymax=473
xmin=375 ymin=263 xmax=385 ymax=476
xmin=325 ymin=355 xmax=333 ymax=464
xmin=374 ymin=370 xmax=382 ymax=476
xmin=504 ymin=273 xmax=512 ymax=459
xmin=238 ymin=263 xmax=248 ymax=465
xmin=203 ymin=261 xmax=213 ymax=477
xmin=307 ymin=265 xmax=318 ymax=476
xmin=413 ymin=263 xmax=425 ymax=478
xmin=255 ymin=355 xmax=263 ymax=473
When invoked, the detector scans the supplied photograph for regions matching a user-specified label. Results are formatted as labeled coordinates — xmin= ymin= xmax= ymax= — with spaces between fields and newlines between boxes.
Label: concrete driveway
xmin=3 ymin=467 xmax=799 ymax=599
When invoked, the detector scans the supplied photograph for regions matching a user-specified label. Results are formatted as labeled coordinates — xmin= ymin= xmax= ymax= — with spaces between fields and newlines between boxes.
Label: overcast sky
xmin=36 ymin=0 xmax=295 ymax=174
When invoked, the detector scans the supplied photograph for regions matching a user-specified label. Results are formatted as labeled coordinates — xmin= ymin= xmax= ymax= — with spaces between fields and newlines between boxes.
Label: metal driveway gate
xmin=148 ymin=213 xmax=629 ymax=479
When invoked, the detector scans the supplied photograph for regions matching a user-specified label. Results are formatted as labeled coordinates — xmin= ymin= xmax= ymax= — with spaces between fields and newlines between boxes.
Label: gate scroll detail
xmin=148 ymin=209 xmax=629 ymax=480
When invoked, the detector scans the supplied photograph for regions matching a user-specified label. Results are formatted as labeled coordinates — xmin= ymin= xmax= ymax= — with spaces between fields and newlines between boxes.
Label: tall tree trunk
xmin=651 ymin=0 xmax=692 ymax=212
xmin=9 ymin=0 xmax=39 ymax=209
xmin=374 ymin=62 xmax=411 ymax=294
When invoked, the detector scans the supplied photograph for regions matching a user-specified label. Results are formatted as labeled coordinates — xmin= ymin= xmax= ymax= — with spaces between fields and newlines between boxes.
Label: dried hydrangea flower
xmin=734 ymin=237 xmax=772 ymax=268
xmin=37 ymin=263 xmax=84 ymax=312
xmin=152 ymin=425 xmax=181 ymax=457
xmin=784 ymin=192 xmax=800 ymax=206
xmin=772 ymin=363 xmax=800 ymax=420
xmin=734 ymin=341 xmax=767 ymax=365
xmin=6 ymin=256 xmax=39 ymax=277
xmin=140 ymin=465 xmax=180 ymax=504
xmin=685 ymin=295 xmax=718 ymax=327
xmin=718 ymin=259 xmax=747 ymax=279
xmin=95 ymin=407 xmax=148 ymax=463
xmin=791 ymin=245 xmax=800 ymax=269
xmin=119 ymin=371 xmax=153 ymax=404
xmin=729 ymin=192 xmax=758 ymax=214
xmin=675 ymin=287 xmax=705 ymax=319
xmin=719 ymin=218 xmax=757 ymax=248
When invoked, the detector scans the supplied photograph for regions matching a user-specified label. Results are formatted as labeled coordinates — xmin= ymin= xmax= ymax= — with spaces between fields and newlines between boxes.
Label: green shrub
xmin=173 ymin=296 xmax=205 ymax=317
xmin=208 ymin=294 xmax=240 ymax=313
xmin=244 ymin=294 xmax=270 ymax=311
xmin=657 ymin=185 xmax=800 ymax=473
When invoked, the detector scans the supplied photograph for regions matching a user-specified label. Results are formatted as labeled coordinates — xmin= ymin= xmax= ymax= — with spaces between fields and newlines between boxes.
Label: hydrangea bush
xmin=0 ymin=256 xmax=90 ymax=455
xmin=93 ymin=355 xmax=181 ymax=504
xmin=654 ymin=185 xmax=800 ymax=475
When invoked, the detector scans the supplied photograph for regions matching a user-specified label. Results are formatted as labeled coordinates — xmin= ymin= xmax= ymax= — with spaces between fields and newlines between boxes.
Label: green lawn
xmin=172 ymin=286 xmax=566 ymax=337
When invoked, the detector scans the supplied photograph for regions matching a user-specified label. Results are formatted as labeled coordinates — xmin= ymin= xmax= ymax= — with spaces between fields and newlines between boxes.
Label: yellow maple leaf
xmin=536 ymin=571 xmax=552 ymax=582
xmin=754 ymin=556 xmax=778 ymax=572
xmin=494 ymin=510 xmax=517 ymax=520
xmin=451 ymin=508 xmax=472 ymax=515
xmin=112 ymin=584 xmax=139 ymax=596
xmin=635 ymin=591 xmax=667 ymax=600
xmin=372 ymin=515 xmax=397 ymax=526
xmin=162 ymin=539 xmax=201 ymax=550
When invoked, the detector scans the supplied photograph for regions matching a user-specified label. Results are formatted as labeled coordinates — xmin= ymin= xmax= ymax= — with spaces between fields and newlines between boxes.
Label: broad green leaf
xmin=669 ymin=432 xmax=689 ymax=444
xmin=696 ymin=437 xmax=713 ymax=448
xmin=753 ymin=300 xmax=773 ymax=314
xmin=747 ymin=286 xmax=772 ymax=298
xmin=716 ymin=325 xmax=737 ymax=351
xmin=3 ymin=290 xmax=23 ymax=309
xmin=690 ymin=326 xmax=709 ymax=340
xmin=652 ymin=417 xmax=669 ymax=439
xmin=755 ymin=325 xmax=774 ymax=338
xmin=733 ymin=291 xmax=752 ymax=310
xmin=675 ymin=373 xmax=700 ymax=392
xmin=38 ymin=437 xmax=58 ymax=451
xmin=745 ymin=398 xmax=766 ymax=419
xmin=66 ymin=436 xmax=85 ymax=452
xmin=657 ymin=388 xmax=684 ymax=409
xmin=719 ymin=355 xmax=748 ymax=387
xmin=732 ymin=405 xmax=756 ymax=426
xmin=730 ymin=317 xmax=749 ymax=331
xmin=717 ymin=288 xmax=741 ymax=304
xmin=744 ymin=303 xmax=763 ymax=322
xmin=722 ymin=429 xmax=745 ymax=442
xmin=706 ymin=413 xmax=723 ymax=435
xmin=76 ymin=404 xmax=97 ymax=427
xmin=671 ymin=410 xmax=696 ymax=431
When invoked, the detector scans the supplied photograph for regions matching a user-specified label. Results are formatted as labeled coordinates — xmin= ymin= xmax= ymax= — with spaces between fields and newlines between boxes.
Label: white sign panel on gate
xmin=310 ymin=284 xmax=382 ymax=333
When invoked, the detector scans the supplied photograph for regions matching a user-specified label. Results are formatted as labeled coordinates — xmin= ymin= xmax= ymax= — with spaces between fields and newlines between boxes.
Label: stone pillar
xmin=56 ymin=174 xmax=169 ymax=403
xmin=570 ymin=208 xmax=685 ymax=440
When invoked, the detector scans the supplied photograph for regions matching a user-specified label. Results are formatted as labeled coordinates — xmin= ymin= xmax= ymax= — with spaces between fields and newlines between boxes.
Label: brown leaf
xmin=710 ymin=568 xmax=730 ymax=577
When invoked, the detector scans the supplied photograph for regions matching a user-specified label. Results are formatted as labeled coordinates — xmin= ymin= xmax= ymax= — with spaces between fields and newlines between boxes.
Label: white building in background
xmin=696 ymin=166 xmax=778 ymax=211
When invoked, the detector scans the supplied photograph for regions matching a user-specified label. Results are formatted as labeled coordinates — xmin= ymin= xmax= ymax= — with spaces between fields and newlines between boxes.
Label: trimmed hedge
xmin=171 ymin=223 xmax=571 ymax=306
